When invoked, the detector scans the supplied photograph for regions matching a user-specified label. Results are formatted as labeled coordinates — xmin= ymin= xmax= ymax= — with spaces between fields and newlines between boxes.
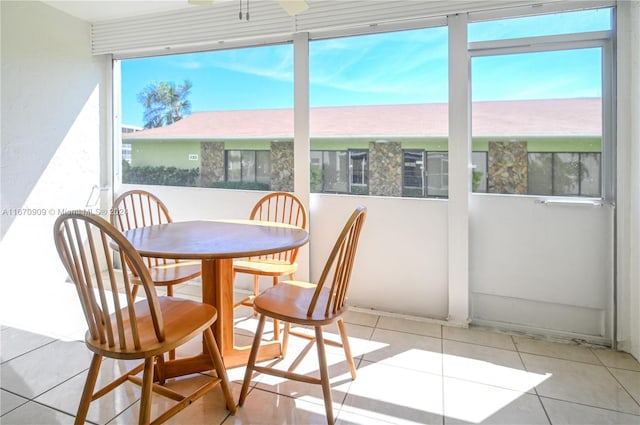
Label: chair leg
xmin=315 ymin=326 xmax=334 ymax=425
xmin=272 ymin=276 xmax=280 ymax=341
xmin=252 ymin=275 xmax=260 ymax=316
xmin=239 ymin=315 xmax=267 ymax=406
xmin=282 ymin=322 xmax=291 ymax=358
xmin=74 ymin=354 xmax=102 ymax=425
xmin=165 ymin=284 xmax=176 ymax=361
xmin=138 ymin=357 xmax=155 ymax=425
xmin=131 ymin=284 xmax=140 ymax=299
xmin=203 ymin=328 xmax=237 ymax=413
xmin=337 ymin=318 xmax=357 ymax=380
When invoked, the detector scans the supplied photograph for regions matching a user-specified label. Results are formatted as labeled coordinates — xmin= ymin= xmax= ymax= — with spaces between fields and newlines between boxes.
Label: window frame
xmin=469 ymin=29 xmax=614 ymax=201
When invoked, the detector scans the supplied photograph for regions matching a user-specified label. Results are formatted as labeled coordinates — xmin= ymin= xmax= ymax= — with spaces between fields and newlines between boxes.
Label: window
xmin=470 ymin=9 xmax=611 ymax=198
xmin=310 ymin=150 xmax=370 ymax=195
xmin=469 ymin=8 xmax=612 ymax=42
xmin=122 ymin=143 xmax=132 ymax=164
xmin=403 ymin=150 xmax=425 ymax=197
xmin=309 ymin=26 xmax=448 ymax=198
xmin=224 ymin=150 xmax=270 ymax=189
xmin=349 ymin=150 xmax=368 ymax=189
xmin=527 ymin=152 xmax=601 ymax=197
xmin=120 ymin=44 xmax=293 ymax=190
xmin=426 ymin=152 xmax=448 ymax=197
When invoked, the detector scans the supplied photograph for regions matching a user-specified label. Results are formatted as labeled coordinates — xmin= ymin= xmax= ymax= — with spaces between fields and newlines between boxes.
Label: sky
xmin=121 ymin=7 xmax=611 ymax=128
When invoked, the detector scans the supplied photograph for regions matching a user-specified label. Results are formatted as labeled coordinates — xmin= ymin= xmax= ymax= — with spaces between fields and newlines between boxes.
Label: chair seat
xmin=86 ymin=296 xmax=216 ymax=360
xmin=132 ymin=261 xmax=201 ymax=287
xmin=233 ymin=259 xmax=298 ymax=277
xmin=253 ymin=280 xmax=347 ymax=326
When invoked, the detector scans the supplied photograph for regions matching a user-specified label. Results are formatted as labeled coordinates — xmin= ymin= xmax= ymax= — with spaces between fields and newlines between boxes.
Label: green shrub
xmin=122 ymin=161 xmax=199 ymax=187
xmin=208 ymin=181 xmax=270 ymax=190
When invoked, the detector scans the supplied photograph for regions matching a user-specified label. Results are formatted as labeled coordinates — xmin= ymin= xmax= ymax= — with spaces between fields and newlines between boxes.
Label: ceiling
xmin=42 ymin=1 xmax=194 ymax=23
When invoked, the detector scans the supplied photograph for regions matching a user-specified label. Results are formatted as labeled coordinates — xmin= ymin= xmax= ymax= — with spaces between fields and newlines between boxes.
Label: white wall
xmin=470 ymin=195 xmax=615 ymax=344
xmin=0 ymin=1 xmax=109 ymax=335
xmin=118 ymin=185 xmax=451 ymax=321
xmin=309 ymin=194 xmax=449 ymax=319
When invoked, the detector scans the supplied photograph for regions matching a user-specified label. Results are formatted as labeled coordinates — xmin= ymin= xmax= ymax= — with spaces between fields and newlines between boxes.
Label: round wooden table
xmin=124 ymin=219 xmax=309 ymax=373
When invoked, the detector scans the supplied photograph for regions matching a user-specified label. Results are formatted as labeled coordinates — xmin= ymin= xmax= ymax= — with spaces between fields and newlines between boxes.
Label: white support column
xmin=447 ymin=13 xmax=471 ymax=326
xmin=616 ymin=0 xmax=640 ymax=360
xmin=293 ymin=32 xmax=311 ymax=281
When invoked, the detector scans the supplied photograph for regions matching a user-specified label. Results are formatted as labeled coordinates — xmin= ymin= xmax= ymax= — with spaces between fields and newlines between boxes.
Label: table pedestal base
xmin=158 ymin=340 xmax=282 ymax=380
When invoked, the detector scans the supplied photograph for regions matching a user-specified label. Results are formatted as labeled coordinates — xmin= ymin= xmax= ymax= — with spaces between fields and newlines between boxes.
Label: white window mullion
xmin=293 ymin=31 xmax=310 ymax=281
xmin=447 ymin=13 xmax=471 ymax=325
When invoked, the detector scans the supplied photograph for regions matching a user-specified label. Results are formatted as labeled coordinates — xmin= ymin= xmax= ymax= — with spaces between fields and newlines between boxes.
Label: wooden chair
xmin=239 ymin=206 xmax=367 ymax=425
xmin=233 ymin=191 xmax=308 ymax=340
xmin=111 ymin=190 xmax=201 ymax=298
xmin=53 ymin=211 xmax=236 ymax=425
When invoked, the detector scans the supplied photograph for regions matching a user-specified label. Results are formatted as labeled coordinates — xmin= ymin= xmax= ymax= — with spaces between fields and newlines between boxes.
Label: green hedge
xmin=208 ymin=181 xmax=270 ymax=190
xmin=122 ymin=162 xmax=199 ymax=187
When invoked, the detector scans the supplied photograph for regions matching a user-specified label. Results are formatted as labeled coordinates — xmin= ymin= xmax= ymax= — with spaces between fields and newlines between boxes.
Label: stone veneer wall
xmin=270 ymin=141 xmax=294 ymax=192
xmin=487 ymin=141 xmax=528 ymax=194
xmin=369 ymin=140 xmax=402 ymax=197
xmin=200 ymin=142 xmax=225 ymax=186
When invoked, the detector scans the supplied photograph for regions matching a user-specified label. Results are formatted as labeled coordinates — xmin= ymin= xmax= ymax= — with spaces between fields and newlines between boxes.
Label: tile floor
xmin=1 ymin=279 xmax=640 ymax=425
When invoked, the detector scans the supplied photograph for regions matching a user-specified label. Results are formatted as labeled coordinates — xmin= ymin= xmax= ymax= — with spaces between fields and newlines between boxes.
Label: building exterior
xmin=124 ymin=98 xmax=601 ymax=197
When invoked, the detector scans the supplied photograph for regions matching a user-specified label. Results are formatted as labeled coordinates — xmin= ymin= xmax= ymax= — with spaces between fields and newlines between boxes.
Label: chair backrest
xmin=308 ymin=206 xmax=367 ymax=317
xmin=54 ymin=211 xmax=165 ymax=350
xmin=111 ymin=190 xmax=172 ymax=268
xmin=249 ymin=192 xmax=308 ymax=263
xmin=111 ymin=189 xmax=173 ymax=231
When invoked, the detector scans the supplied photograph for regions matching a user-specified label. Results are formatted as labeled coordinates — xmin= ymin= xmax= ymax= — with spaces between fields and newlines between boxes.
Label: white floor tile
xmin=1 ymin=389 xmax=29 ymax=416
xmin=341 ymin=360 xmax=443 ymax=425
xmin=0 ymin=401 xmax=76 ymax=425
xmin=35 ymin=357 xmax=142 ymax=424
xmin=363 ymin=328 xmax=442 ymax=375
xmin=1 ymin=327 xmax=55 ymax=363
xmin=592 ymin=348 xmax=640 ymax=371
xmin=542 ymin=397 xmax=640 ymax=425
xmin=2 ymin=300 xmax=640 ymax=425
xmin=376 ymin=316 xmax=442 ymax=338
xmin=443 ymin=326 xmax=516 ymax=351
xmin=608 ymin=367 xmax=640 ymax=406
xmin=443 ymin=377 xmax=549 ymax=424
xmin=514 ymin=336 xmax=601 ymax=364
xmin=443 ymin=339 xmax=539 ymax=393
xmin=521 ymin=353 xmax=640 ymax=415
xmin=1 ymin=339 xmax=91 ymax=399
xmin=231 ymin=386 xmax=330 ymax=425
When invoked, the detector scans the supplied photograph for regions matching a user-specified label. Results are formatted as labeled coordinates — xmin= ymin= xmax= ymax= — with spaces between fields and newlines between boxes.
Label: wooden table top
xmin=124 ymin=219 xmax=309 ymax=260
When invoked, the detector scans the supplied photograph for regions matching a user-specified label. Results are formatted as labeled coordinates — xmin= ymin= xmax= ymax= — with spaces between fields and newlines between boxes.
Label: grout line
xmin=0 ymin=338 xmax=58 ymax=365
xmin=440 ymin=331 xmax=446 ymax=425
xmin=511 ymin=335 xmax=554 ymax=424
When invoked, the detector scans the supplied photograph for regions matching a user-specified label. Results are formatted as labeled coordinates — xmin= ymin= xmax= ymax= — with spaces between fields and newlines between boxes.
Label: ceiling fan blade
xmin=278 ymin=0 xmax=309 ymax=16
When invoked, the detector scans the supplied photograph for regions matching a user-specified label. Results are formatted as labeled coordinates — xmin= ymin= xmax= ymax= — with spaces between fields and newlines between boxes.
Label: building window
xmin=349 ymin=150 xmax=368 ymax=191
xmin=225 ymin=150 xmax=270 ymax=188
xmin=403 ymin=150 xmax=425 ymax=197
xmin=311 ymin=150 xmax=369 ymax=195
xmin=122 ymin=143 xmax=132 ymax=164
xmin=426 ymin=152 xmax=448 ymax=198
xmin=527 ymin=152 xmax=601 ymax=197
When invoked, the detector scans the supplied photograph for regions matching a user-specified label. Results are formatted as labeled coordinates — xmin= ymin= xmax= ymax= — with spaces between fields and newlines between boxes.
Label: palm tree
xmin=137 ymin=80 xmax=192 ymax=128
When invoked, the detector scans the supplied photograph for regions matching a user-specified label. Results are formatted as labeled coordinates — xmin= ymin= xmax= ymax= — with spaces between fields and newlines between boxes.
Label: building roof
xmin=124 ymin=98 xmax=601 ymax=140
